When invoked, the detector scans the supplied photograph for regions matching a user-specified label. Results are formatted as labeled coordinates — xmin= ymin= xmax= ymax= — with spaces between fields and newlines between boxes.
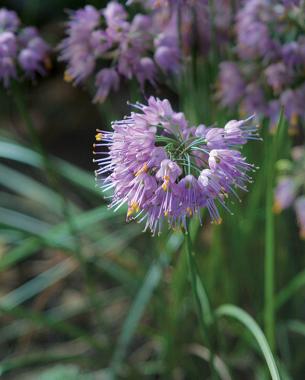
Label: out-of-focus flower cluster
xmin=94 ymin=97 xmax=260 ymax=235
xmin=274 ymin=145 xmax=305 ymax=238
xmin=59 ymin=0 xmax=242 ymax=103
xmin=0 ymin=8 xmax=50 ymax=87
xmin=130 ymin=0 xmax=237 ymax=58
xmin=218 ymin=0 xmax=305 ymax=132
xmin=59 ymin=1 xmax=181 ymax=103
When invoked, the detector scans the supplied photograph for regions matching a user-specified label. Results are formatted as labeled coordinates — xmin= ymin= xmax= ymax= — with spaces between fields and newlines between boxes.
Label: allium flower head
xmin=218 ymin=0 xmax=305 ymax=131
xmin=94 ymin=97 xmax=260 ymax=235
xmin=0 ymin=8 xmax=20 ymax=32
xmin=59 ymin=2 xmax=174 ymax=102
xmin=130 ymin=0 xmax=237 ymax=58
xmin=0 ymin=8 xmax=50 ymax=87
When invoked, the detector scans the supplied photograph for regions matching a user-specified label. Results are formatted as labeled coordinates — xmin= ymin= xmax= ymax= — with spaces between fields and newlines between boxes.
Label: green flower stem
xmin=185 ymin=230 xmax=218 ymax=379
xmin=265 ymin=140 xmax=275 ymax=352
xmin=11 ymin=82 xmax=103 ymax=337
xmin=264 ymin=110 xmax=285 ymax=352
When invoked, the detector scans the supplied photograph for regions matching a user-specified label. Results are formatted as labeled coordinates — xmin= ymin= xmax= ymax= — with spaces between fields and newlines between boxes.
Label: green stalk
xmin=10 ymin=83 xmax=103 ymax=333
xmin=265 ymin=138 xmax=275 ymax=351
xmin=185 ymin=230 xmax=217 ymax=379
xmin=264 ymin=111 xmax=285 ymax=352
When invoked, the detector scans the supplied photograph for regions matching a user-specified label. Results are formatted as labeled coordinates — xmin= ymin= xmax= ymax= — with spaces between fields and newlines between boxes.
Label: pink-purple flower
xmin=94 ymin=97 xmax=259 ymax=235
xmin=0 ymin=8 xmax=50 ymax=87
xmin=217 ymin=0 xmax=305 ymax=131
xmin=58 ymin=2 xmax=176 ymax=102
xmin=274 ymin=145 xmax=305 ymax=239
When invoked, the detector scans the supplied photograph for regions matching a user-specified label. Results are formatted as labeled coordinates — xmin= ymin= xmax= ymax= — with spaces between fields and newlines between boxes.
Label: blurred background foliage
xmin=0 ymin=1 xmax=304 ymax=380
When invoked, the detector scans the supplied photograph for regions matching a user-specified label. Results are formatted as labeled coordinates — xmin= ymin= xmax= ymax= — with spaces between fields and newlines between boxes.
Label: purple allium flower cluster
xmin=0 ymin=8 xmax=50 ymax=87
xmin=274 ymin=145 xmax=305 ymax=239
xmin=94 ymin=97 xmax=260 ymax=235
xmin=132 ymin=0 xmax=237 ymax=60
xmin=59 ymin=2 xmax=180 ymax=103
xmin=217 ymin=0 xmax=305 ymax=132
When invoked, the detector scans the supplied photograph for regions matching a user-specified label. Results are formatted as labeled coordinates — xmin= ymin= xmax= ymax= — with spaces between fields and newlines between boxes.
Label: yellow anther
xmin=212 ymin=218 xmax=223 ymax=225
xmin=95 ymin=133 xmax=103 ymax=141
xmin=64 ymin=71 xmax=73 ymax=83
xmin=164 ymin=210 xmax=169 ymax=217
xmin=127 ymin=202 xmax=140 ymax=217
xmin=186 ymin=207 xmax=193 ymax=217
xmin=272 ymin=201 xmax=282 ymax=214
xmin=239 ymin=105 xmax=246 ymax=118
xmin=135 ymin=162 xmax=148 ymax=177
xmin=162 ymin=175 xmax=170 ymax=191
xmin=288 ymin=126 xmax=298 ymax=136
xmin=154 ymin=0 xmax=163 ymax=8
xmin=44 ymin=57 xmax=52 ymax=70
xmin=290 ymin=113 xmax=298 ymax=127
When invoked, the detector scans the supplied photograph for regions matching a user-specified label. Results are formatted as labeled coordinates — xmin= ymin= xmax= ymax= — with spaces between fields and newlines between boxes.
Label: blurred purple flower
xmin=274 ymin=177 xmax=297 ymax=213
xmin=58 ymin=5 xmax=100 ymax=84
xmin=18 ymin=31 xmax=50 ymax=77
xmin=217 ymin=62 xmax=245 ymax=108
xmin=0 ymin=8 xmax=50 ymax=87
xmin=0 ymin=8 xmax=20 ymax=32
xmin=274 ymin=144 xmax=305 ymax=239
xmin=93 ymin=68 xmax=119 ymax=103
xmin=218 ymin=0 xmax=305 ymax=131
xmin=236 ymin=0 xmax=274 ymax=60
xmin=0 ymin=31 xmax=17 ymax=86
xmin=265 ymin=63 xmax=291 ymax=94
xmin=282 ymin=41 xmax=305 ymax=70
xmin=280 ymin=87 xmax=305 ymax=128
xmin=59 ymin=2 xmax=172 ymax=102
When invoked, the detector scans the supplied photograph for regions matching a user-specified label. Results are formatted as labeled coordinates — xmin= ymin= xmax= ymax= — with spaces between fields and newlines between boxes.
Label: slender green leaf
xmin=0 ymin=352 xmax=93 ymax=376
xmin=0 ymin=207 xmax=51 ymax=236
xmin=0 ymin=205 xmax=124 ymax=272
xmin=0 ymin=304 xmax=104 ymax=351
xmin=0 ymin=139 xmax=100 ymax=195
xmin=275 ymin=268 xmax=305 ymax=310
xmin=0 ymin=259 xmax=75 ymax=307
xmin=109 ymin=233 xmax=183 ymax=377
xmin=0 ymin=164 xmax=63 ymax=215
xmin=286 ymin=320 xmax=305 ymax=338
xmin=216 ymin=304 xmax=280 ymax=380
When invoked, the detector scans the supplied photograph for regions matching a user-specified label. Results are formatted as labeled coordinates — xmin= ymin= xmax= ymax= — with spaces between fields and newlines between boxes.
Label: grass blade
xmin=286 ymin=320 xmax=305 ymax=338
xmin=0 ymin=207 xmax=51 ymax=236
xmin=0 ymin=164 xmax=63 ymax=215
xmin=0 ymin=259 xmax=75 ymax=308
xmin=216 ymin=304 xmax=280 ymax=380
xmin=275 ymin=268 xmax=305 ymax=310
xmin=0 ymin=304 xmax=104 ymax=351
xmin=109 ymin=233 xmax=183 ymax=378
xmin=0 ymin=205 xmax=124 ymax=272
